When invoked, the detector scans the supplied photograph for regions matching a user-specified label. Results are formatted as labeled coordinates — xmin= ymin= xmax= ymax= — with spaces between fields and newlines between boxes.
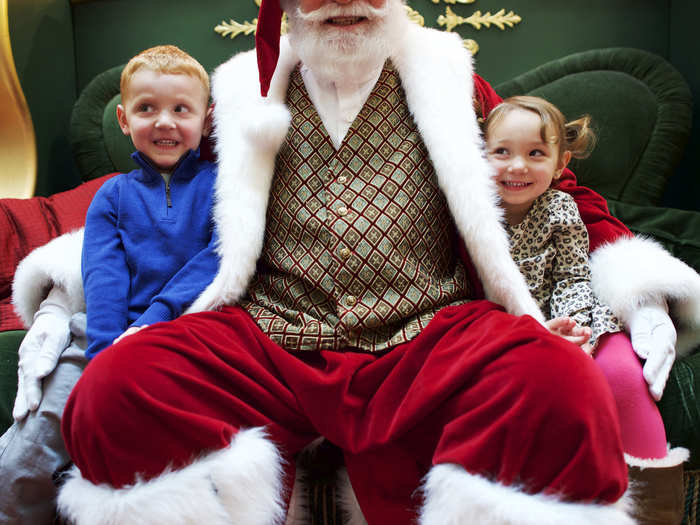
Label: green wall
xmin=8 ymin=0 xmax=700 ymax=211
xmin=70 ymin=0 xmax=253 ymax=91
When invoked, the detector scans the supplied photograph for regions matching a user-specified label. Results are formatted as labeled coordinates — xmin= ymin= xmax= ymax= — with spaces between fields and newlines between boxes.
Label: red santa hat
xmin=256 ymin=0 xmax=284 ymax=97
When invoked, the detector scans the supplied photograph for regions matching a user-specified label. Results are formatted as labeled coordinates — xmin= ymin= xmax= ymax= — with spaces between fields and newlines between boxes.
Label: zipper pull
xmin=165 ymin=181 xmax=172 ymax=208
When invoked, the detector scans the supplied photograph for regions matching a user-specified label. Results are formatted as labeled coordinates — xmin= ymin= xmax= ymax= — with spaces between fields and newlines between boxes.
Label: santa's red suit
xmin=10 ymin=11 xmax=700 ymax=525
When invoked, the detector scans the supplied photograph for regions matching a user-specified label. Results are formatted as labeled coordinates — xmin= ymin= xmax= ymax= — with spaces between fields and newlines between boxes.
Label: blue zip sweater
xmin=81 ymin=149 xmax=219 ymax=359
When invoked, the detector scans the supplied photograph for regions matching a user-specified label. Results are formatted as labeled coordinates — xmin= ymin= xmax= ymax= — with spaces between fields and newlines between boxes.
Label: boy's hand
xmin=113 ymin=325 xmax=148 ymax=345
xmin=546 ymin=317 xmax=592 ymax=348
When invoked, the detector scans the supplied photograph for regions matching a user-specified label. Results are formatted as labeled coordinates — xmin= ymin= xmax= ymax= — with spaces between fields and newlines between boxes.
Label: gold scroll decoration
xmin=0 ymin=0 xmax=36 ymax=198
xmin=214 ymin=0 xmax=522 ymax=56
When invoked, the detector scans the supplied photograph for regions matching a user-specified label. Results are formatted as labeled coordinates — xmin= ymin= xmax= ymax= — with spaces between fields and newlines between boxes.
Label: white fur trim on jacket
xmin=57 ymin=427 xmax=286 ymax=525
xmin=418 ymin=463 xmax=636 ymax=525
xmin=186 ymin=40 xmax=294 ymax=313
xmin=199 ymin=17 xmax=543 ymax=321
xmin=590 ymin=235 xmax=700 ymax=355
xmin=12 ymin=228 xmax=85 ymax=327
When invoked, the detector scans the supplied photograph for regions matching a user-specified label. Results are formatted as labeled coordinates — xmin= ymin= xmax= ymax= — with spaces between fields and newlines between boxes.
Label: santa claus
xmin=10 ymin=0 xmax=700 ymax=524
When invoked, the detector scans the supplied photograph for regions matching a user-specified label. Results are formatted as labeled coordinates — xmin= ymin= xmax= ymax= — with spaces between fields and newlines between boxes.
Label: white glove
xmin=628 ymin=301 xmax=677 ymax=401
xmin=12 ymin=287 xmax=72 ymax=420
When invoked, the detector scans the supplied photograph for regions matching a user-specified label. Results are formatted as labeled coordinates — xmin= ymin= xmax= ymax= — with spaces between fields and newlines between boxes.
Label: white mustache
xmin=294 ymin=2 xmax=389 ymax=24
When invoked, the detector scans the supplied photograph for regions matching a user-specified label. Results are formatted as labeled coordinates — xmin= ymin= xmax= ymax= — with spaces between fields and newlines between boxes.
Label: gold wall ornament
xmin=404 ymin=5 xmax=425 ymax=26
xmin=215 ymin=14 xmax=288 ymax=40
xmin=438 ymin=6 xmax=521 ymax=32
xmin=464 ymin=39 xmax=479 ymax=54
xmin=0 ymin=0 xmax=36 ymax=197
xmin=215 ymin=18 xmax=258 ymax=40
xmin=214 ymin=1 xmax=521 ymax=56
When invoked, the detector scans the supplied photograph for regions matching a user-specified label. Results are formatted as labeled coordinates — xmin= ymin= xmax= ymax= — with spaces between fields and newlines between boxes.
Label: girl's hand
xmin=546 ymin=317 xmax=592 ymax=347
xmin=113 ymin=325 xmax=148 ymax=345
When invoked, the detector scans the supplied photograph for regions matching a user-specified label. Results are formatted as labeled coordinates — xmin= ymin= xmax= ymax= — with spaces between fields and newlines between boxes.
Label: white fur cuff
xmin=57 ymin=427 xmax=286 ymax=525
xmin=12 ymin=229 xmax=86 ymax=327
xmin=419 ymin=463 xmax=635 ymax=525
xmin=590 ymin=235 xmax=700 ymax=355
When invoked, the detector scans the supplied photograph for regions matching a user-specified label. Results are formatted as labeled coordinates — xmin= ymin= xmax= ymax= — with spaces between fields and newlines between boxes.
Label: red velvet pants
xmin=62 ymin=301 xmax=627 ymax=523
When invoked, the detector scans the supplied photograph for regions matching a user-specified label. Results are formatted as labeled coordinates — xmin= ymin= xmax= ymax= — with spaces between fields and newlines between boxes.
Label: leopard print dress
xmin=506 ymin=188 xmax=621 ymax=346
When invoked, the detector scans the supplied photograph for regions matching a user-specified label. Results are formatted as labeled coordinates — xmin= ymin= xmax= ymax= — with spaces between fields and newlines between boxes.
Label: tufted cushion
xmin=0 ymin=330 xmax=26 ymax=433
xmin=69 ymin=65 xmax=135 ymax=182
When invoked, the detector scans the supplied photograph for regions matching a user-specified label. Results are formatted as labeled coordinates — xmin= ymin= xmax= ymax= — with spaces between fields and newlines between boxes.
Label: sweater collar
xmin=131 ymin=148 xmax=201 ymax=182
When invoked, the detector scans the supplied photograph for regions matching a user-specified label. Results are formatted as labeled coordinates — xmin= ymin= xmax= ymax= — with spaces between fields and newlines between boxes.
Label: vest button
xmin=338 ymin=176 xmax=347 ymax=184
xmin=337 ymin=206 xmax=348 ymax=216
xmin=339 ymin=247 xmax=351 ymax=259
xmin=346 ymin=295 xmax=357 ymax=306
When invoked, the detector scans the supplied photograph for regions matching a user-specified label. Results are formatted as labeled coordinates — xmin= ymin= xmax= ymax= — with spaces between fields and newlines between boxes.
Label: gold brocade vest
xmin=241 ymin=62 xmax=471 ymax=351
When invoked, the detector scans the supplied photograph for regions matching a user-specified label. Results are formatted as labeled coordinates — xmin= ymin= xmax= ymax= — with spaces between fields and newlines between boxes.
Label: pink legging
xmin=594 ymin=332 xmax=668 ymax=459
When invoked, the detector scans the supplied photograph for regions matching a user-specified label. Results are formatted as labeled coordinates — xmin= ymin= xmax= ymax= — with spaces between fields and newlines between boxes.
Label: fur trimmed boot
xmin=335 ymin=462 xmax=638 ymax=524
xmin=417 ymin=463 xmax=636 ymax=525
xmin=627 ymin=447 xmax=689 ymax=525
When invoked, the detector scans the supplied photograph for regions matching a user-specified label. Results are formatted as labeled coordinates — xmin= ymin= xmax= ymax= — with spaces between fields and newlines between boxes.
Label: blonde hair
xmin=120 ymin=45 xmax=210 ymax=103
xmin=484 ymin=95 xmax=596 ymax=161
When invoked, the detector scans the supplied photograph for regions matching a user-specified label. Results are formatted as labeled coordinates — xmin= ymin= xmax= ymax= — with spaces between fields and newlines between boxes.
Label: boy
xmin=81 ymin=44 xmax=218 ymax=358
xmin=1 ymin=45 xmax=218 ymax=524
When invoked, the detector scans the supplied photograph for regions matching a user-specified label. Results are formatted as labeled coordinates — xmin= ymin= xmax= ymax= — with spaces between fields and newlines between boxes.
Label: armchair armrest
xmin=0 ymin=175 xmax=112 ymax=331
xmin=607 ymin=200 xmax=700 ymax=273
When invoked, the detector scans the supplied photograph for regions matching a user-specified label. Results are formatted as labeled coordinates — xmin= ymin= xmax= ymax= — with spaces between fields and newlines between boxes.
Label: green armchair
xmin=1 ymin=46 xmax=699 ymax=523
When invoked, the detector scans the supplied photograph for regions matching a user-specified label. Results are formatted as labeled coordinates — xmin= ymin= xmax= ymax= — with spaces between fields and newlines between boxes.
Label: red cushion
xmin=0 ymin=174 xmax=113 ymax=331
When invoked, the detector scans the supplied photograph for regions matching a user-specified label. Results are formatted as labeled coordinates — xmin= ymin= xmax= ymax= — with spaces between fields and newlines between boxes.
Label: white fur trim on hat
xmin=12 ymin=229 xmax=86 ymax=327
xmin=590 ymin=235 xmax=700 ymax=355
xmin=418 ymin=463 xmax=636 ymax=525
xmin=57 ymin=427 xmax=286 ymax=525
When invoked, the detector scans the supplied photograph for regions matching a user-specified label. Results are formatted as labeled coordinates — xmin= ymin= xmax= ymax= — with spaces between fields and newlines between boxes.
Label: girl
xmin=483 ymin=95 xmax=687 ymax=523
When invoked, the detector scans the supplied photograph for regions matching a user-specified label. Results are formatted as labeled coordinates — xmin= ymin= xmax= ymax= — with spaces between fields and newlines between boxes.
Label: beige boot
xmin=627 ymin=447 xmax=689 ymax=525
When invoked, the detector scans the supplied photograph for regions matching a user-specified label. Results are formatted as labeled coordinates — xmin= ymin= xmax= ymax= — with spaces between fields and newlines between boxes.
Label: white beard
xmin=286 ymin=0 xmax=408 ymax=85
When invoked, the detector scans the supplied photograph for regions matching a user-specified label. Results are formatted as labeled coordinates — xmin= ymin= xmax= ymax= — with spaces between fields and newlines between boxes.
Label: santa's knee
xmin=490 ymin=339 xmax=628 ymax=500
xmin=61 ymin=336 xmax=183 ymax=485
xmin=515 ymin=339 xmax=619 ymax=429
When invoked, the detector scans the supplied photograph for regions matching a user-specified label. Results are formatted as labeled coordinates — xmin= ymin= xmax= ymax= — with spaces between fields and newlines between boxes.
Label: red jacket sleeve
xmin=554 ymin=169 xmax=631 ymax=251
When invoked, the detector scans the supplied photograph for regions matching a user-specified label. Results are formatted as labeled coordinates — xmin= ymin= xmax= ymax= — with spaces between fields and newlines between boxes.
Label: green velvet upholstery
xmin=658 ymin=357 xmax=700 ymax=471
xmin=607 ymin=200 xmax=700 ymax=272
xmin=0 ymin=331 xmax=24 ymax=433
xmin=69 ymin=65 xmax=135 ymax=182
